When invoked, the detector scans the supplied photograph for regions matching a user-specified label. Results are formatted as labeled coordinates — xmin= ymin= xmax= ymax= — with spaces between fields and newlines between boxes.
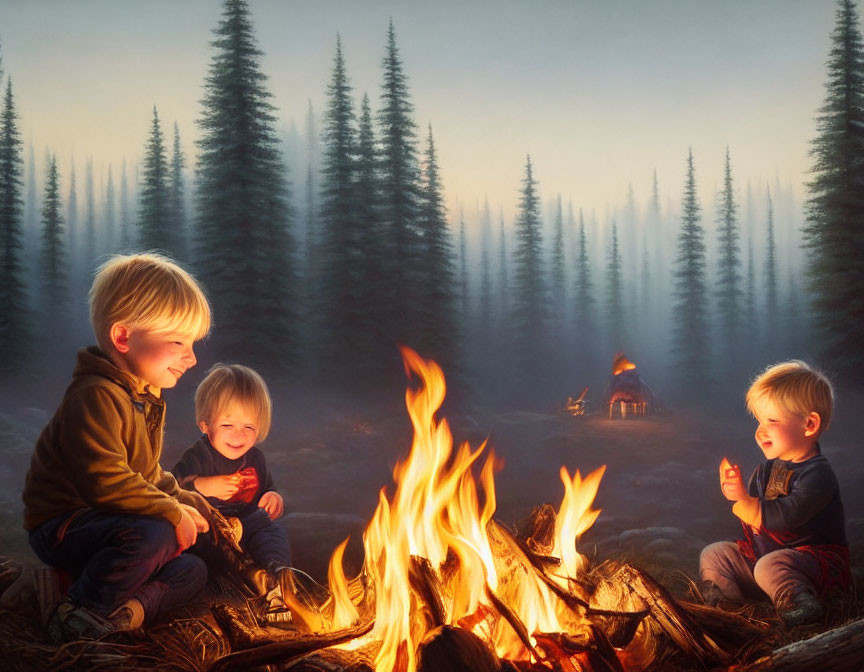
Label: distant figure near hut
xmin=602 ymin=353 xmax=659 ymax=419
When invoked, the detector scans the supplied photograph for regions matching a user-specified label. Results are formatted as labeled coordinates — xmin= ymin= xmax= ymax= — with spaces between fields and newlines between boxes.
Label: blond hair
xmin=89 ymin=252 xmax=211 ymax=352
xmin=195 ymin=364 xmax=272 ymax=441
xmin=746 ymin=360 xmax=834 ymax=434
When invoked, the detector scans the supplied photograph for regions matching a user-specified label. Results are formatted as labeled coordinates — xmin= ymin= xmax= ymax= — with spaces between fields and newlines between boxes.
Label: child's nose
xmin=184 ymin=346 xmax=197 ymax=367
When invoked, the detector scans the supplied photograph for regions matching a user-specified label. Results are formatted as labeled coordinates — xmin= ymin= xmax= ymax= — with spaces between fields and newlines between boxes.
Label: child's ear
xmin=198 ymin=421 xmax=210 ymax=435
xmin=109 ymin=323 xmax=132 ymax=354
xmin=804 ymin=412 xmax=821 ymax=437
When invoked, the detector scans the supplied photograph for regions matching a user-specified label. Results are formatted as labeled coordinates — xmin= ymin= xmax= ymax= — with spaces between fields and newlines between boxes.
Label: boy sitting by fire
xmin=699 ymin=361 xmax=849 ymax=626
xmin=18 ymin=253 xmax=213 ymax=641
xmin=172 ymin=363 xmax=294 ymax=622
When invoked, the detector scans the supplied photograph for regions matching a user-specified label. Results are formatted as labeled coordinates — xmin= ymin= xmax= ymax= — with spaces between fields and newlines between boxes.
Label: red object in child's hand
xmin=228 ymin=467 xmax=260 ymax=503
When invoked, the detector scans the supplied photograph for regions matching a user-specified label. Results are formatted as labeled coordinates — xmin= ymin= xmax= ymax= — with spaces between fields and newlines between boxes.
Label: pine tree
xmin=671 ymin=148 xmax=709 ymax=388
xmin=715 ymin=147 xmax=743 ymax=363
xmin=459 ymin=211 xmax=469 ymax=320
xmin=318 ymin=34 xmax=362 ymax=372
xmin=377 ymin=19 xmax=422 ymax=349
xmin=84 ymin=157 xmax=95 ymax=264
xmin=573 ymin=209 xmax=595 ymax=355
xmin=803 ymin=0 xmax=864 ymax=374
xmin=168 ymin=122 xmax=186 ymax=260
xmin=416 ymin=123 xmax=458 ymax=368
xmin=0 ymin=79 xmax=29 ymax=367
xmin=550 ymin=194 xmax=566 ymax=317
xmin=304 ymin=99 xmax=318 ymax=270
xmin=119 ymin=159 xmax=132 ymax=250
xmin=138 ymin=106 xmax=171 ymax=254
xmin=40 ymin=154 xmax=66 ymax=312
xmin=24 ymin=142 xmax=37 ymax=260
xmin=512 ymin=155 xmax=546 ymax=369
xmin=764 ymin=187 xmax=779 ymax=328
xmin=353 ymin=92 xmax=389 ymax=368
xmin=67 ymin=159 xmax=77 ymax=260
xmin=479 ymin=198 xmax=493 ymax=342
xmin=105 ymin=164 xmax=115 ymax=255
xmin=195 ymin=0 xmax=295 ymax=370
xmin=498 ymin=213 xmax=509 ymax=317
xmin=605 ymin=220 xmax=624 ymax=349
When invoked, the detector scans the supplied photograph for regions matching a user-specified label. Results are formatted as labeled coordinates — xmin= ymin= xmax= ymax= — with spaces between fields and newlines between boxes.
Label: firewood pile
xmin=1 ymin=505 xmax=862 ymax=672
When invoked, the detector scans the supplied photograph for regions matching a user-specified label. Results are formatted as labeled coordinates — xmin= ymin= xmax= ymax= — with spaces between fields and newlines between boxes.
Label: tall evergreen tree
xmin=40 ymin=154 xmax=66 ymax=312
xmin=67 ymin=159 xmax=77 ymax=261
xmin=304 ymin=99 xmax=318 ymax=270
xmin=550 ymin=194 xmax=566 ymax=317
xmin=479 ymin=198 xmax=493 ymax=342
xmin=573 ymin=209 xmax=595 ymax=355
xmin=168 ymin=121 xmax=186 ymax=260
xmin=0 ymin=79 xmax=29 ymax=367
xmin=138 ymin=106 xmax=171 ymax=253
xmin=119 ymin=159 xmax=132 ymax=250
xmin=605 ymin=220 xmax=624 ymax=349
xmin=84 ymin=157 xmax=95 ymax=264
xmin=105 ymin=164 xmax=115 ymax=255
xmin=416 ymin=123 xmax=457 ymax=367
xmin=498 ymin=213 xmax=509 ymax=318
xmin=24 ymin=141 xmax=37 ymax=258
xmin=377 ymin=19 xmax=422 ymax=348
xmin=671 ymin=148 xmax=709 ymax=388
xmin=803 ymin=0 xmax=864 ymax=373
xmin=353 ymin=92 xmax=388 ymax=368
xmin=715 ymin=147 xmax=743 ymax=363
xmin=459 ymin=211 xmax=469 ymax=320
xmin=318 ymin=34 xmax=362 ymax=372
xmin=195 ymin=0 xmax=295 ymax=370
xmin=511 ymin=155 xmax=546 ymax=369
xmin=764 ymin=187 xmax=779 ymax=328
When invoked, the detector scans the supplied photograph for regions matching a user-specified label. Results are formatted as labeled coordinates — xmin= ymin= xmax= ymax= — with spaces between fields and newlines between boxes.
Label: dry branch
xmin=727 ymin=617 xmax=864 ymax=672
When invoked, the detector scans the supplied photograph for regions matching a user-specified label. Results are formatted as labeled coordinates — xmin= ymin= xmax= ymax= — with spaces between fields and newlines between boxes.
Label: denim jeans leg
xmin=135 ymin=552 xmax=207 ymax=619
xmin=699 ymin=541 xmax=759 ymax=601
xmin=28 ymin=510 xmax=183 ymax=617
xmin=240 ymin=508 xmax=292 ymax=571
xmin=752 ymin=549 xmax=824 ymax=603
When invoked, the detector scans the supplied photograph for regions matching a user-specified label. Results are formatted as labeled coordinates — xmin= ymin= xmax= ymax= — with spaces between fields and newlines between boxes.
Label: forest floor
xmin=2 ymin=380 xmax=862 ymax=604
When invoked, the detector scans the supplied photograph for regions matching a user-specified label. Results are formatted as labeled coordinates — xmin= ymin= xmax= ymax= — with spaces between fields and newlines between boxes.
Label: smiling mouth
xmin=169 ymin=368 xmax=184 ymax=378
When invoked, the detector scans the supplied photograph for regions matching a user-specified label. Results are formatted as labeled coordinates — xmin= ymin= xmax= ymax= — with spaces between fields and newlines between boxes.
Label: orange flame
xmin=612 ymin=352 xmax=637 ymax=376
xmin=326 ymin=347 xmax=606 ymax=671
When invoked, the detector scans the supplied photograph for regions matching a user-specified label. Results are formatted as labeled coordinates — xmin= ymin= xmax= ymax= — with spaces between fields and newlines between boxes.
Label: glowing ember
xmin=323 ymin=347 xmax=606 ymax=671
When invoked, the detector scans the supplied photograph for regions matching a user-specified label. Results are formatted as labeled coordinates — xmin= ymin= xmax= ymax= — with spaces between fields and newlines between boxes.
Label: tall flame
xmin=326 ymin=347 xmax=606 ymax=671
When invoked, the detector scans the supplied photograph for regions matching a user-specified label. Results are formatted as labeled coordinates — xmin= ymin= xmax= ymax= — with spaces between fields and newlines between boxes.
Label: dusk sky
xmin=0 ymin=0 xmax=844 ymax=222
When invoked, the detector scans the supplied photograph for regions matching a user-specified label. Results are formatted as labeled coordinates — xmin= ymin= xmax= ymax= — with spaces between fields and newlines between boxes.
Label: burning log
xmin=416 ymin=625 xmax=501 ymax=672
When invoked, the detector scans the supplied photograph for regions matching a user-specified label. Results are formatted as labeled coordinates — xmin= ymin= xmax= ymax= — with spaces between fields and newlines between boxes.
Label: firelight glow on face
xmin=200 ymin=401 xmax=260 ymax=460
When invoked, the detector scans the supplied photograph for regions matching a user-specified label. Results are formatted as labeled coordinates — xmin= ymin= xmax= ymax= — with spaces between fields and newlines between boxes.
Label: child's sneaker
xmin=47 ymin=599 xmax=116 ymax=642
xmin=47 ymin=597 xmax=145 ymax=642
xmin=776 ymin=590 xmax=823 ymax=626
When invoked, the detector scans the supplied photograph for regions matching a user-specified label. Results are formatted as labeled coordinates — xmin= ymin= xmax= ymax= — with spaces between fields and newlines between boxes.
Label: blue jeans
xmin=240 ymin=508 xmax=292 ymax=571
xmin=29 ymin=509 xmax=207 ymax=621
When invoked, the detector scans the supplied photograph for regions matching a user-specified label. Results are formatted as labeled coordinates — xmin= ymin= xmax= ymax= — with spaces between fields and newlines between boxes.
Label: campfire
xmin=603 ymin=353 xmax=658 ymax=419
xmin=207 ymin=347 xmax=735 ymax=672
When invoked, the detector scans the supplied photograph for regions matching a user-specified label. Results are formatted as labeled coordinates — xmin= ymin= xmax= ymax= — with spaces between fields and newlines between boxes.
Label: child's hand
xmin=194 ymin=474 xmax=242 ymax=500
xmin=719 ymin=457 xmax=746 ymax=501
xmin=179 ymin=503 xmax=210 ymax=533
xmin=258 ymin=491 xmax=284 ymax=520
xmin=175 ymin=507 xmax=200 ymax=551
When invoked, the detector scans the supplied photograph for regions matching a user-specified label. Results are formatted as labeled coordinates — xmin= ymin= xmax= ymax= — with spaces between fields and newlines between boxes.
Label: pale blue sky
xmin=0 ymin=0 xmax=844 ymax=220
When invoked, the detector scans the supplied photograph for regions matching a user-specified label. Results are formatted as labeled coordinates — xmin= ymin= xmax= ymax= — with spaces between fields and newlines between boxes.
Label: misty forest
xmin=1 ymin=0 xmax=864 ymax=670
